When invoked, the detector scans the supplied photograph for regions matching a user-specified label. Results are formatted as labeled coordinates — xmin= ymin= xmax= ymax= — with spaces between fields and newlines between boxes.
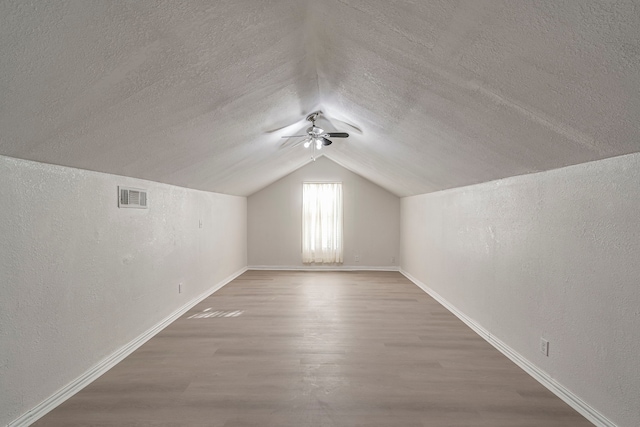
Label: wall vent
xmin=118 ymin=186 xmax=148 ymax=209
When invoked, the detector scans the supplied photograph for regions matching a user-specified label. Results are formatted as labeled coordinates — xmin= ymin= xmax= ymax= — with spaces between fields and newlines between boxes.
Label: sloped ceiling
xmin=1 ymin=1 xmax=639 ymax=197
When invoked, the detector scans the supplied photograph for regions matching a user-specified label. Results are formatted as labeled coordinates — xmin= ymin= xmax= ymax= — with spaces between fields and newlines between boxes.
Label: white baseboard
xmin=248 ymin=265 xmax=399 ymax=272
xmin=9 ymin=266 xmax=248 ymax=427
xmin=400 ymin=269 xmax=617 ymax=427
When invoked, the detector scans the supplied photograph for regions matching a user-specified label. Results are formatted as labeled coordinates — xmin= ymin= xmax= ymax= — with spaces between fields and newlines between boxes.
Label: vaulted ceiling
xmin=1 ymin=1 xmax=639 ymax=197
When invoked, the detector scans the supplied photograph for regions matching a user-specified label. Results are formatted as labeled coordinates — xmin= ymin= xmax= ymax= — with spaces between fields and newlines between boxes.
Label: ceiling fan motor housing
xmin=307 ymin=125 xmax=324 ymax=136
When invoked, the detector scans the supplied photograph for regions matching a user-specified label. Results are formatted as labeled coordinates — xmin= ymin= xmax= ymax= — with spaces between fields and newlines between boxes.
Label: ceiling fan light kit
xmin=280 ymin=111 xmax=350 ymax=160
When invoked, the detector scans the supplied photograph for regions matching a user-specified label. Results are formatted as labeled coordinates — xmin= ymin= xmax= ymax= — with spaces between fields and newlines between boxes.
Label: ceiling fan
xmin=280 ymin=111 xmax=349 ymax=152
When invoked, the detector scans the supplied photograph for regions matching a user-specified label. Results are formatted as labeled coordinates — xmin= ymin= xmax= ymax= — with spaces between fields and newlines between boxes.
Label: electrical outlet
xmin=391 ymin=256 xmax=395 ymax=264
xmin=178 ymin=283 xmax=183 ymax=294
xmin=540 ymin=338 xmax=549 ymax=356
xmin=355 ymin=254 xmax=360 ymax=262
xmin=199 ymin=219 xmax=203 ymax=229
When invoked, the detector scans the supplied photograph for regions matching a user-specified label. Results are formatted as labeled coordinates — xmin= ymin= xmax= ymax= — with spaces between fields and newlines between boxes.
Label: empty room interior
xmin=1 ymin=1 xmax=639 ymax=426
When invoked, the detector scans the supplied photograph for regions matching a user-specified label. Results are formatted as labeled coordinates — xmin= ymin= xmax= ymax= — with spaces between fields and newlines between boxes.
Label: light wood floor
xmin=35 ymin=271 xmax=593 ymax=426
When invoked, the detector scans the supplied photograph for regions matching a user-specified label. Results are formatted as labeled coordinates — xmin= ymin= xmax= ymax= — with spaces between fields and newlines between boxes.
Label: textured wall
xmin=400 ymin=153 xmax=640 ymax=427
xmin=0 ymin=155 xmax=247 ymax=426
xmin=248 ymin=156 xmax=399 ymax=268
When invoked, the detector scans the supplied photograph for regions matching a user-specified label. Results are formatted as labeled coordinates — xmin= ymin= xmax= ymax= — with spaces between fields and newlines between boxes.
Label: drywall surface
xmin=401 ymin=153 xmax=640 ymax=427
xmin=0 ymin=155 xmax=247 ymax=426
xmin=248 ymin=156 xmax=399 ymax=268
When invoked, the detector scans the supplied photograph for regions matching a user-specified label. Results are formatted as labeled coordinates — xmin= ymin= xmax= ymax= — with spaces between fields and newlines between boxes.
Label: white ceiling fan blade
xmin=314 ymin=115 xmax=362 ymax=135
xmin=330 ymin=117 xmax=363 ymax=134
xmin=264 ymin=116 xmax=308 ymax=134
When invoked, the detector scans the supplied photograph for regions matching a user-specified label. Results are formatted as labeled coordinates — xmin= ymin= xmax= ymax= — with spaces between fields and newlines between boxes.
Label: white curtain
xmin=302 ymin=182 xmax=343 ymax=264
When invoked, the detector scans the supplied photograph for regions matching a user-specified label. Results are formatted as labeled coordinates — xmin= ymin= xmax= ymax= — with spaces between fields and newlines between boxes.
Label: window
xmin=302 ymin=182 xmax=343 ymax=264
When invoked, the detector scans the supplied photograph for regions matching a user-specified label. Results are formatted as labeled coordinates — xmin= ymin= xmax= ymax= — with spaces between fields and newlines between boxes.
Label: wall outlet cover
xmin=540 ymin=338 xmax=549 ymax=356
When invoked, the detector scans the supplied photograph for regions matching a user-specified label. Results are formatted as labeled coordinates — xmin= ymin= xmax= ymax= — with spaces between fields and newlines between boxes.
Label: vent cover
xmin=118 ymin=186 xmax=148 ymax=209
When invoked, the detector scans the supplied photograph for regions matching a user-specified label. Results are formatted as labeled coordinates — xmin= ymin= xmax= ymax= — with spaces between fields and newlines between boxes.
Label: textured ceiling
xmin=1 ymin=1 xmax=639 ymax=197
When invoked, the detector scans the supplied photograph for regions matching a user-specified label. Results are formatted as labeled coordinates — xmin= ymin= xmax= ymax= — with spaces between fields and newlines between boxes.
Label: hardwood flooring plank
xmin=34 ymin=271 xmax=593 ymax=426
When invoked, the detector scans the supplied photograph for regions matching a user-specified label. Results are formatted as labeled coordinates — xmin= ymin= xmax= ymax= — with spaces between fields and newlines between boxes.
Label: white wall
xmin=400 ymin=153 xmax=640 ymax=427
xmin=248 ymin=156 xmax=400 ymax=269
xmin=0 ymin=155 xmax=247 ymax=426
